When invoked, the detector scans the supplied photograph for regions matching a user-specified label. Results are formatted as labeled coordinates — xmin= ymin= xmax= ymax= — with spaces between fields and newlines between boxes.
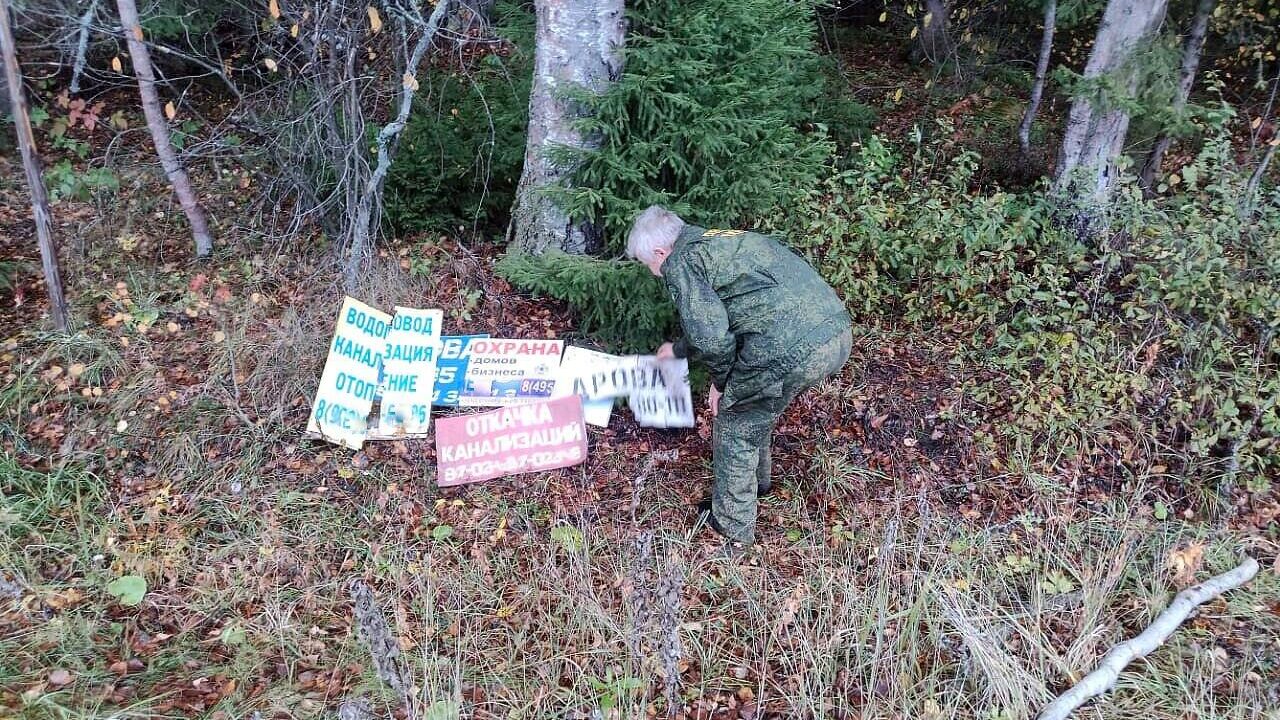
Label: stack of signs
xmin=458 ymin=339 xmax=564 ymax=407
xmin=369 ymin=307 xmax=443 ymax=439
xmin=554 ymin=349 xmax=694 ymax=429
xmin=307 ymin=298 xmax=392 ymax=450
xmin=433 ymin=335 xmax=487 ymax=407
xmin=435 ymin=395 xmax=588 ymax=486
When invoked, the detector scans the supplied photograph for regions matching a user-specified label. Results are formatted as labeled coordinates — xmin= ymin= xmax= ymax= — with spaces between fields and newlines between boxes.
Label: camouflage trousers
xmin=710 ymin=328 xmax=853 ymax=544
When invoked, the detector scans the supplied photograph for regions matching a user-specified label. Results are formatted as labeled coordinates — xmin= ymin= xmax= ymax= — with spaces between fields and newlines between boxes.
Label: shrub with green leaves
xmin=384 ymin=3 xmax=533 ymax=235
xmin=495 ymin=251 xmax=676 ymax=353
xmin=784 ymin=118 xmax=1280 ymax=489
xmin=555 ymin=0 xmax=861 ymax=248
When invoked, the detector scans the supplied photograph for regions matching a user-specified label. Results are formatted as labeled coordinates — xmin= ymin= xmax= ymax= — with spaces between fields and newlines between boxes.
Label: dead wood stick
xmin=1037 ymin=556 xmax=1260 ymax=720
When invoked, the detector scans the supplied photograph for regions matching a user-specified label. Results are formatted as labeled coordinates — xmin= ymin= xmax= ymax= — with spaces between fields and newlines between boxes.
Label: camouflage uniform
xmin=663 ymin=225 xmax=852 ymax=544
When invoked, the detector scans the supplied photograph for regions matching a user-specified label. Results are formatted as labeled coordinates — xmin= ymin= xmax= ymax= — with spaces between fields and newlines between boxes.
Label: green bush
xmin=384 ymin=3 xmax=533 ymax=235
xmin=785 ymin=119 xmax=1280 ymax=489
xmin=556 ymin=0 xmax=858 ymax=249
xmin=495 ymin=251 xmax=676 ymax=353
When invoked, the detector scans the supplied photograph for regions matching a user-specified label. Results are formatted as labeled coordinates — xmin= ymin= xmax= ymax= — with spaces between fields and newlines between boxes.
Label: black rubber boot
xmin=695 ymin=498 xmax=730 ymax=537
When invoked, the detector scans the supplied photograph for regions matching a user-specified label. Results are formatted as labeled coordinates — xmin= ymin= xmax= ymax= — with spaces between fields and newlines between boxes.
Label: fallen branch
xmin=1037 ymin=556 xmax=1260 ymax=720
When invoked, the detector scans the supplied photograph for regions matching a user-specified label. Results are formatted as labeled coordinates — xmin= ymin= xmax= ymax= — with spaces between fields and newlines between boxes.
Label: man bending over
xmin=626 ymin=205 xmax=852 ymax=550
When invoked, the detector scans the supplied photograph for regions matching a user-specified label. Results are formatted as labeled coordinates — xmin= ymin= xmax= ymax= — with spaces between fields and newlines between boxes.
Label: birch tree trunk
xmin=1052 ymin=0 xmax=1169 ymax=237
xmin=116 ymin=0 xmax=214 ymax=258
xmin=69 ymin=0 xmax=101 ymax=94
xmin=1138 ymin=0 xmax=1215 ymax=196
xmin=911 ymin=0 xmax=951 ymax=66
xmin=1018 ymin=0 xmax=1057 ymax=156
xmin=1 ymin=0 xmax=70 ymax=330
xmin=508 ymin=0 xmax=625 ymax=255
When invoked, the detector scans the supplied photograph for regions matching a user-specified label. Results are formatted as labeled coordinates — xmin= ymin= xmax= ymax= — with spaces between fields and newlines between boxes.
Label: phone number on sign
xmin=442 ymin=446 xmax=582 ymax=483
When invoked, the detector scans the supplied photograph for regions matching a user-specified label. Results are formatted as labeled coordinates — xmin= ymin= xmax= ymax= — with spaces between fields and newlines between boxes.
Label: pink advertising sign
xmin=435 ymin=395 xmax=588 ymax=486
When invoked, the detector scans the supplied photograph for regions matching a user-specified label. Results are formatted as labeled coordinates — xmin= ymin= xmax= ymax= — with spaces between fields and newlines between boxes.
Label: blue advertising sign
xmin=434 ymin=335 xmax=488 ymax=407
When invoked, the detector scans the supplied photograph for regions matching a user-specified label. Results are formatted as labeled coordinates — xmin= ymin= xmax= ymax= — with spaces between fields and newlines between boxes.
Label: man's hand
xmin=655 ymin=342 xmax=675 ymax=360
xmin=708 ymin=385 xmax=721 ymax=417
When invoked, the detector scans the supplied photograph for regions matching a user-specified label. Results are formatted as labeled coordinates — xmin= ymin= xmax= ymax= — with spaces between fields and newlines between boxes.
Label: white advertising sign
xmin=551 ymin=346 xmax=617 ymax=427
xmin=627 ymin=357 xmax=694 ymax=428
xmin=458 ymin=339 xmax=564 ymax=407
xmin=307 ymin=297 xmax=392 ymax=450
xmin=371 ymin=306 xmax=443 ymax=439
xmin=555 ymin=347 xmax=694 ymax=429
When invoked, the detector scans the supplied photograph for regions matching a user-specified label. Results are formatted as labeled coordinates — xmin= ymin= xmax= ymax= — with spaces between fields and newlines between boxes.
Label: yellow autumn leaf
xmin=1251 ymin=116 xmax=1262 ymax=129
xmin=111 ymin=56 xmax=123 ymax=73
xmin=893 ymin=87 xmax=903 ymax=102
xmin=403 ymin=73 xmax=419 ymax=91
xmin=910 ymin=25 xmax=919 ymax=39
xmin=923 ymin=11 xmax=933 ymax=27
xmin=906 ymin=3 xmax=915 ymax=16
xmin=164 ymin=101 xmax=176 ymax=120
xmin=269 ymin=0 xmax=281 ymax=19
xmin=367 ymin=6 xmax=383 ymax=33
xmin=264 ymin=57 xmax=279 ymax=71
xmin=879 ymin=10 xmax=887 ymax=22
xmin=291 ymin=23 xmax=300 ymax=37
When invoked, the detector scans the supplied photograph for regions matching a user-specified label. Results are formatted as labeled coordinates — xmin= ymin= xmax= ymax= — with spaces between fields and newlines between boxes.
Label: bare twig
xmin=1037 ymin=557 xmax=1260 ymax=720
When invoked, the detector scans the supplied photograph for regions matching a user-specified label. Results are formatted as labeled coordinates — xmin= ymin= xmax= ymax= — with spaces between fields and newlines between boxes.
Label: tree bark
xmin=115 ymin=0 xmax=214 ymax=258
xmin=1052 ymin=0 xmax=1169 ymax=237
xmin=1138 ymin=0 xmax=1215 ymax=196
xmin=1 ymin=0 xmax=70 ymax=331
xmin=1018 ymin=0 xmax=1057 ymax=156
xmin=911 ymin=0 xmax=951 ymax=66
xmin=508 ymin=0 xmax=625 ymax=255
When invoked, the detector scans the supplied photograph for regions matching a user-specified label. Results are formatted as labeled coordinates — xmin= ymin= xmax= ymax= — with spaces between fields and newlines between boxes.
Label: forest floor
xmin=3 ymin=35 xmax=1280 ymax=720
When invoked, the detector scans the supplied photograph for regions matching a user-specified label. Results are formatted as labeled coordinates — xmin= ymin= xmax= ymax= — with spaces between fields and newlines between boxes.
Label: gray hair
xmin=626 ymin=205 xmax=684 ymax=263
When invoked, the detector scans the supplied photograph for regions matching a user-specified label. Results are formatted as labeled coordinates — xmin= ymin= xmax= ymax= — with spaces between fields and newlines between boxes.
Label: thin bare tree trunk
xmin=1 ymin=0 xmax=69 ymax=331
xmin=1018 ymin=0 xmax=1056 ymax=156
xmin=1244 ymin=135 xmax=1277 ymax=204
xmin=343 ymin=0 xmax=451 ymax=291
xmin=508 ymin=0 xmax=625 ymax=255
xmin=1052 ymin=0 xmax=1169 ymax=238
xmin=911 ymin=0 xmax=951 ymax=66
xmin=116 ymin=0 xmax=214 ymax=258
xmin=69 ymin=0 xmax=100 ymax=94
xmin=1138 ymin=0 xmax=1215 ymax=196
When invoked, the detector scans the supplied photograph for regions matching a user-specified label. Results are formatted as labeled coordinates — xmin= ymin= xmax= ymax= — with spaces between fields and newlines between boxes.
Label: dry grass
xmin=2 ymin=247 xmax=1277 ymax=720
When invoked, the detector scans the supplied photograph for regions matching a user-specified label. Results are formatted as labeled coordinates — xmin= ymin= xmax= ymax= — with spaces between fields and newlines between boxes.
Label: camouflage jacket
xmin=663 ymin=225 xmax=851 ymax=399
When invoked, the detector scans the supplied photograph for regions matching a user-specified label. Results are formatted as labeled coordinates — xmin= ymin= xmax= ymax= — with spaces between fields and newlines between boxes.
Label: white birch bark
xmin=1037 ymin=557 xmax=1259 ymax=720
xmin=116 ymin=0 xmax=214 ymax=257
xmin=1018 ymin=0 xmax=1057 ymax=156
xmin=1138 ymin=0 xmax=1215 ymax=195
xmin=1 ymin=0 xmax=70 ymax=330
xmin=508 ymin=0 xmax=625 ymax=255
xmin=69 ymin=0 xmax=100 ymax=94
xmin=1052 ymin=0 xmax=1169 ymax=235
